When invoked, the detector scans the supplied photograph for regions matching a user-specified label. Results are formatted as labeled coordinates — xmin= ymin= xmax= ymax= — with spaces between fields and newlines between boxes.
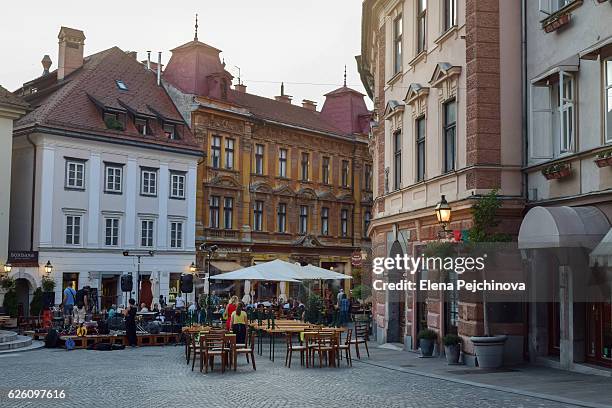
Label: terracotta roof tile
xmin=15 ymin=47 xmax=199 ymax=152
xmin=0 ymin=85 xmax=28 ymax=109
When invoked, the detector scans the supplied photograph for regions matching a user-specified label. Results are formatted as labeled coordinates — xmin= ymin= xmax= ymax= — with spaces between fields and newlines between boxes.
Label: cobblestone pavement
xmin=0 ymin=343 xmax=582 ymax=408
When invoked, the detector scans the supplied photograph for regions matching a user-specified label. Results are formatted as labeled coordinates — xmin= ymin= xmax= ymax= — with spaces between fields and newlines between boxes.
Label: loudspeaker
xmin=121 ymin=274 xmax=133 ymax=292
xmin=180 ymin=274 xmax=193 ymax=293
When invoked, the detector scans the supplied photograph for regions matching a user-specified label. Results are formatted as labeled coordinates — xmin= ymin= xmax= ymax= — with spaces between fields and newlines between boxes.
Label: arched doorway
xmin=15 ymin=278 xmax=31 ymax=317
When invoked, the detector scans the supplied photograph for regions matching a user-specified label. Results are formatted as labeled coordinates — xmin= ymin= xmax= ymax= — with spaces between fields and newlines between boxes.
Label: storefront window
xmin=168 ymin=273 xmax=181 ymax=303
xmin=62 ymin=273 xmax=78 ymax=290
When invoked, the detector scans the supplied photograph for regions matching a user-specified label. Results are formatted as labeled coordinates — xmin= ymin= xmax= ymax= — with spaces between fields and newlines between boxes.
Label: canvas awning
xmin=590 ymin=228 xmax=612 ymax=267
xmin=209 ymin=259 xmax=300 ymax=282
xmin=209 ymin=261 xmax=243 ymax=273
xmin=518 ymin=206 xmax=610 ymax=250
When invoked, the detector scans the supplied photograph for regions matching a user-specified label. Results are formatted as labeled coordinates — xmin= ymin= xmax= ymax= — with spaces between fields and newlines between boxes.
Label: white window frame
xmin=443 ymin=0 xmax=457 ymax=32
xmin=105 ymin=164 xmax=123 ymax=193
xmin=605 ymin=58 xmax=612 ymax=143
xmin=141 ymin=168 xmax=157 ymax=196
xmin=559 ymin=71 xmax=575 ymax=153
xmin=140 ymin=219 xmax=155 ymax=248
xmin=66 ymin=159 xmax=85 ymax=190
xmin=104 ymin=217 xmax=120 ymax=247
xmin=169 ymin=221 xmax=183 ymax=249
xmin=65 ymin=215 xmax=82 ymax=246
xmin=170 ymin=172 xmax=185 ymax=199
xmin=539 ymin=0 xmax=574 ymax=18
xmin=393 ymin=14 xmax=403 ymax=75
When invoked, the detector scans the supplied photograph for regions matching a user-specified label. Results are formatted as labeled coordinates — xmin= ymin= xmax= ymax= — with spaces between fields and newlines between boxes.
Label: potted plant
xmin=2 ymin=287 xmax=18 ymax=326
xmin=41 ymin=275 xmax=56 ymax=308
xmin=443 ymin=333 xmax=462 ymax=365
xmin=595 ymin=150 xmax=612 ymax=168
xmin=467 ymin=190 xmax=510 ymax=368
xmin=417 ymin=328 xmax=437 ymax=357
xmin=542 ymin=162 xmax=572 ymax=180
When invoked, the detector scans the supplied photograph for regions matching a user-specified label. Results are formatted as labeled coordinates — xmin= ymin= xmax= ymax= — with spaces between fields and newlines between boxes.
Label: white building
xmin=7 ymin=27 xmax=201 ymax=313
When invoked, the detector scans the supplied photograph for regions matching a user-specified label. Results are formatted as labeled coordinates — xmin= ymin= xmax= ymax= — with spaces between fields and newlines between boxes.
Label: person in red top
xmin=225 ymin=296 xmax=239 ymax=331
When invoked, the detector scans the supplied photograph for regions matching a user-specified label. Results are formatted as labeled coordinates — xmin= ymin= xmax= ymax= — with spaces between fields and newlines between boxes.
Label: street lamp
xmin=44 ymin=260 xmax=53 ymax=276
xmin=199 ymin=243 xmax=218 ymax=295
xmin=3 ymin=263 xmax=12 ymax=274
xmin=189 ymin=262 xmax=197 ymax=273
xmin=435 ymin=195 xmax=452 ymax=235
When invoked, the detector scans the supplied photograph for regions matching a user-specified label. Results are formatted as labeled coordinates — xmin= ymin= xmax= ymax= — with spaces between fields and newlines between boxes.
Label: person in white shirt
xmin=175 ymin=293 xmax=185 ymax=310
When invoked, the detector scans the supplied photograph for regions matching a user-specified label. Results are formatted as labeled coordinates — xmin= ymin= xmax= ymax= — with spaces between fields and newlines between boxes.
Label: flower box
xmin=542 ymin=163 xmax=572 ymax=180
xmin=543 ymin=12 xmax=571 ymax=33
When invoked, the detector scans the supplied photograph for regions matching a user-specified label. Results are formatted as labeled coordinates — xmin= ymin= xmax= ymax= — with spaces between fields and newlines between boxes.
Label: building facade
xmin=7 ymin=27 xmax=200 ymax=314
xmin=359 ymin=0 xmax=525 ymax=362
xmin=162 ymin=37 xmax=373 ymax=299
xmin=518 ymin=1 xmax=612 ymax=371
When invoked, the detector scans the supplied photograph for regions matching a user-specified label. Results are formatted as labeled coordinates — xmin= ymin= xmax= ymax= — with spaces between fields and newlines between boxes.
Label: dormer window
xmin=135 ymin=118 xmax=148 ymax=135
xmin=164 ymin=124 xmax=177 ymax=140
xmin=104 ymin=111 xmax=125 ymax=131
xmin=115 ymin=80 xmax=128 ymax=91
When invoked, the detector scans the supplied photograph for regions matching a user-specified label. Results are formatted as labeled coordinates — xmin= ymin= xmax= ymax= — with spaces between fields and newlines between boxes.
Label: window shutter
xmin=530 ymin=85 xmax=553 ymax=160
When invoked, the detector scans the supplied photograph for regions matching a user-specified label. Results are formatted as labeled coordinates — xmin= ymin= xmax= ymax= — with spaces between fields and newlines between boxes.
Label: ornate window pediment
xmin=273 ymin=184 xmax=295 ymax=197
xmin=429 ymin=62 xmax=461 ymax=101
xmin=297 ymin=187 xmax=317 ymax=200
xmin=207 ymin=174 xmax=241 ymax=189
xmin=404 ymin=83 xmax=429 ymax=118
xmin=249 ymin=181 xmax=273 ymax=194
xmin=384 ymin=100 xmax=404 ymax=134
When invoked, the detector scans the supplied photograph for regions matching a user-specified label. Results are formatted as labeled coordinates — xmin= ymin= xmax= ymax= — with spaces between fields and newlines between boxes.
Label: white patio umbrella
xmin=297 ymin=264 xmax=353 ymax=280
xmin=209 ymin=259 xmax=300 ymax=282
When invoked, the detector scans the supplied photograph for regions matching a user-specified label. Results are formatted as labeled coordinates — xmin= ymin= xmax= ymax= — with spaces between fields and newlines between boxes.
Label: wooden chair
xmin=313 ymin=332 xmax=337 ymax=368
xmin=336 ymin=329 xmax=353 ymax=367
xmin=189 ymin=333 xmax=204 ymax=371
xmin=201 ymin=333 xmax=226 ymax=373
xmin=235 ymin=331 xmax=256 ymax=370
xmin=350 ymin=323 xmax=370 ymax=359
xmin=303 ymin=331 xmax=319 ymax=368
xmin=285 ymin=332 xmax=307 ymax=368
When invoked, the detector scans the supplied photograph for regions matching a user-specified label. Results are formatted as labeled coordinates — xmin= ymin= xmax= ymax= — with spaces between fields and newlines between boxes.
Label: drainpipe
xmin=26 ymin=134 xmax=36 ymax=251
xmin=521 ymin=0 xmax=528 ymax=202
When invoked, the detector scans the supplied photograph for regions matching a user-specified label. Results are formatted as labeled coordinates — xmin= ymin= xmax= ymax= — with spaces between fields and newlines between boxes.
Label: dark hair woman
xmin=231 ymin=302 xmax=247 ymax=345
xmin=123 ymin=298 xmax=137 ymax=347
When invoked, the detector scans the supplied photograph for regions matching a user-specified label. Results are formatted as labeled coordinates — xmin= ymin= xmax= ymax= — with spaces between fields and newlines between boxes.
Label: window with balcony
xmin=211 ymin=136 xmax=221 ymax=168
xmin=393 ymin=131 xmax=402 ymax=190
xmin=443 ymin=100 xmax=456 ymax=172
xmin=321 ymin=207 xmax=329 ymax=236
xmin=393 ymin=14 xmax=403 ymax=75
xmin=209 ymin=196 xmax=220 ymax=228
xmin=255 ymin=144 xmax=264 ymax=174
xmin=223 ymin=197 xmax=233 ymax=229
xmin=279 ymin=148 xmax=288 ymax=177
xmin=253 ymin=201 xmax=264 ymax=231
xmin=299 ymin=205 xmax=308 ymax=234
xmin=416 ymin=116 xmax=426 ymax=182
xmin=225 ymin=138 xmax=235 ymax=170
xmin=277 ymin=203 xmax=287 ymax=233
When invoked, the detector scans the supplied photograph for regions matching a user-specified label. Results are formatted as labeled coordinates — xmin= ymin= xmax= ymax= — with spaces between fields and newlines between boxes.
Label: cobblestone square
xmin=0 ymin=344 xmax=583 ymax=408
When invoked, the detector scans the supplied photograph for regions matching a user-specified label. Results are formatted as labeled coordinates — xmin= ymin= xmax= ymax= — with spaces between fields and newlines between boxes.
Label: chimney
xmin=274 ymin=81 xmax=292 ymax=104
xmin=234 ymin=83 xmax=247 ymax=93
xmin=302 ymin=99 xmax=317 ymax=111
xmin=41 ymin=55 xmax=52 ymax=75
xmin=57 ymin=27 xmax=85 ymax=80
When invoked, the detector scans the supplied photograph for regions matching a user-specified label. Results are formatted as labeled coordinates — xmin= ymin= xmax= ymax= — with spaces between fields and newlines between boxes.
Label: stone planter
xmin=471 ymin=335 xmax=507 ymax=368
xmin=420 ymin=339 xmax=435 ymax=357
xmin=595 ymin=157 xmax=612 ymax=168
xmin=444 ymin=344 xmax=461 ymax=365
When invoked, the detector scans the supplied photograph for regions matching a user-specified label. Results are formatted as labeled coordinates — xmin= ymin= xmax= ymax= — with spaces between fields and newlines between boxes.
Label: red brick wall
xmin=465 ymin=0 xmax=501 ymax=189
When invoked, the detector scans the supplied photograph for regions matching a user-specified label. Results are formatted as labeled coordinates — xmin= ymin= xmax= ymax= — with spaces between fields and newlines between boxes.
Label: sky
xmin=1 ymin=0 xmax=371 ymax=109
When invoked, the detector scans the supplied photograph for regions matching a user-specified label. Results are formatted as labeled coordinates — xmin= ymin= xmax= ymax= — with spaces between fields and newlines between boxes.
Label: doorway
xmin=15 ymin=278 xmax=31 ymax=317
xmin=139 ymin=276 xmax=153 ymax=308
xmin=586 ymin=302 xmax=612 ymax=367
xmin=101 ymin=276 xmax=118 ymax=310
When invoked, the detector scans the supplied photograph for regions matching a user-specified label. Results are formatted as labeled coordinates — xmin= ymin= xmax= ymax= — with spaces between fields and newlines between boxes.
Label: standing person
xmin=175 ymin=293 xmax=185 ymax=310
xmin=225 ymin=296 xmax=238 ymax=331
xmin=337 ymin=288 xmax=344 ymax=307
xmin=73 ymin=303 xmax=86 ymax=325
xmin=340 ymin=293 xmax=350 ymax=326
xmin=231 ymin=303 xmax=247 ymax=345
xmin=123 ymin=298 xmax=138 ymax=347
xmin=62 ymin=285 xmax=77 ymax=325
xmin=108 ymin=304 xmax=117 ymax=320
